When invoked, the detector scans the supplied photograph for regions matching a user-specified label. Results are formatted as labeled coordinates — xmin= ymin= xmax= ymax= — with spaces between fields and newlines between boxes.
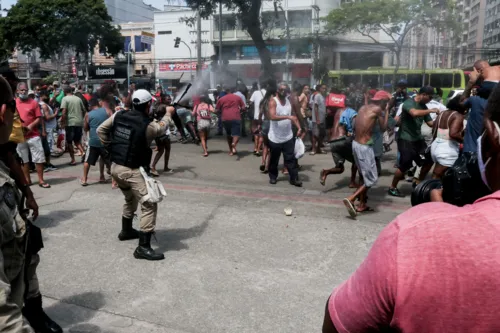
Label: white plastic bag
xmin=139 ymin=167 xmax=167 ymax=204
xmin=294 ymin=137 xmax=305 ymax=159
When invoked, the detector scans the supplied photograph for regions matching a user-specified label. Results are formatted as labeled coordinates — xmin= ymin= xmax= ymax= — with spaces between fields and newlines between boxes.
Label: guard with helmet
xmin=97 ymin=89 xmax=173 ymax=261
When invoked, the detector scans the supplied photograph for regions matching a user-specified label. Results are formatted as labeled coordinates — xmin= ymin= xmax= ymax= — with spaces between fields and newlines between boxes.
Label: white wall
xmin=154 ymin=10 xmax=213 ymax=61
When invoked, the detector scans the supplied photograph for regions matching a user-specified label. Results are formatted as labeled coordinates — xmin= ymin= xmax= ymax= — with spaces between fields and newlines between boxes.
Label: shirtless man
xmin=343 ymin=91 xmax=391 ymax=219
xmin=320 ymin=105 xmax=358 ymax=187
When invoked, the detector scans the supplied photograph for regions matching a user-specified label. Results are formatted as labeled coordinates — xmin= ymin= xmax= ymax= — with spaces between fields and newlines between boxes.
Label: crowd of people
xmin=3 ymin=56 xmax=500 ymax=332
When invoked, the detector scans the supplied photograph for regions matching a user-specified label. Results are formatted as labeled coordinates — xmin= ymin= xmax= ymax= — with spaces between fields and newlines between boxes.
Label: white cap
xmin=132 ymin=89 xmax=152 ymax=105
xmin=28 ymin=90 xmax=35 ymax=95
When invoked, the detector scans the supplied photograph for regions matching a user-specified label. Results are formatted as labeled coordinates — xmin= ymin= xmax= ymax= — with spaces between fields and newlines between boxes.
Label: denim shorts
xmin=223 ymin=120 xmax=241 ymax=137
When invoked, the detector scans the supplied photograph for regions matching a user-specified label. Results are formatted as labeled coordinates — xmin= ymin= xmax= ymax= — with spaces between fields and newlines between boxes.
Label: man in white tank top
xmin=267 ymin=82 xmax=303 ymax=186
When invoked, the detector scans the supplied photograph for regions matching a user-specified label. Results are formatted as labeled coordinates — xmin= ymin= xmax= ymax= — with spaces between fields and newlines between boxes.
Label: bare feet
xmin=348 ymin=183 xmax=360 ymax=189
xmin=203 ymin=152 xmax=209 ymax=157
xmin=320 ymin=170 xmax=326 ymax=186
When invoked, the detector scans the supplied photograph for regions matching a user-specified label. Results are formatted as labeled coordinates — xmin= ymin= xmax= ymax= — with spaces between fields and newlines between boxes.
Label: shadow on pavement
xmin=155 ymin=214 xmax=211 ymax=253
xmin=44 ymin=292 xmax=106 ymax=333
xmin=36 ymin=209 xmax=89 ymax=228
xmin=44 ymin=176 xmax=79 ymax=186
xmin=171 ymin=165 xmax=197 ymax=178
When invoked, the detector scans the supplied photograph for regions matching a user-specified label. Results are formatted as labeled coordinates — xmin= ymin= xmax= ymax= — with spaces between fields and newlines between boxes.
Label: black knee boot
xmin=118 ymin=216 xmax=139 ymax=241
xmin=23 ymin=294 xmax=63 ymax=333
xmin=133 ymin=231 xmax=165 ymax=261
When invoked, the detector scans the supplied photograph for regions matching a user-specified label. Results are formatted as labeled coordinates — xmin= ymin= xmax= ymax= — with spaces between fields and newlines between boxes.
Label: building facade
xmin=104 ymin=0 xmax=157 ymax=23
xmin=482 ymin=0 xmax=500 ymax=64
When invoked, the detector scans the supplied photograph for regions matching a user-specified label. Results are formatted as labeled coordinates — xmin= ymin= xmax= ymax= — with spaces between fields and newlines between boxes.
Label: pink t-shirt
xmin=215 ymin=93 xmax=245 ymax=121
xmin=16 ymin=98 xmax=42 ymax=139
xmin=192 ymin=103 xmax=214 ymax=121
xmin=329 ymin=191 xmax=500 ymax=333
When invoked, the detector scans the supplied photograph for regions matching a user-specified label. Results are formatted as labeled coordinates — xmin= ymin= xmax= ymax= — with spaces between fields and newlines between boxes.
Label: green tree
xmin=2 ymin=0 xmax=123 ymax=68
xmin=184 ymin=0 xmax=280 ymax=79
xmin=323 ymin=0 xmax=459 ymax=78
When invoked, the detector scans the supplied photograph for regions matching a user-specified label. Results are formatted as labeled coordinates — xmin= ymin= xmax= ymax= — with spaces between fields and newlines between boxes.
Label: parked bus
xmin=327 ymin=68 xmax=466 ymax=99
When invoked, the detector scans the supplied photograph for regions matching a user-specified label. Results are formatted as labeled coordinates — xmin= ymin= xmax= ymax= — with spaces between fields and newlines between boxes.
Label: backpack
xmin=195 ymin=104 xmax=212 ymax=120
xmin=326 ymin=93 xmax=346 ymax=108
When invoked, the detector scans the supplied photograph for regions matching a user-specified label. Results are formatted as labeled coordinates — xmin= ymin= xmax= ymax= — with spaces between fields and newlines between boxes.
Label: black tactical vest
xmin=110 ymin=110 xmax=151 ymax=169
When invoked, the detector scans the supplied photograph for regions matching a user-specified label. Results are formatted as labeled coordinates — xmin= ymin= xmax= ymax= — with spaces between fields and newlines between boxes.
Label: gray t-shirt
xmin=313 ymin=93 xmax=326 ymax=123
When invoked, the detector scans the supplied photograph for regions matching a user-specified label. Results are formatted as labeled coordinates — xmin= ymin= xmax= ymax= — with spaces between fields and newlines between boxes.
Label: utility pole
xmin=127 ymin=42 xmax=132 ymax=89
xmin=26 ymin=53 xmax=31 ymax=90
xmin=218 ymin=1 xmax=223 ymax=84
xmin=197 ymin=10 xmax=202 ymax=76
xmin=279 ymin=5 xmax=290 ymax=84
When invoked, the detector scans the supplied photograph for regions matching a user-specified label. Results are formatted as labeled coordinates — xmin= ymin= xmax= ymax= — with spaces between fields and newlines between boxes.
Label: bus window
xmin=423 ymin=74 xmax=430 ymax=86
xmin=430 ymin=73 xmax=453 ymax=88
xmin=362 ymin=75 xmax=379 ymax=88
xmin=453 ymin=73 xmax=464 ymax=88
xmin=342 ymin=75 xmax=361 ymax=86
xmin=407 ymin=74 xmax=423 ymax=88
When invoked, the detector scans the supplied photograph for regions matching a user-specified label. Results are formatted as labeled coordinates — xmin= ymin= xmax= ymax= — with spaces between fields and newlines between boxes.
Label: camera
xmin=411 ymin=152 xmax=491 ymax=207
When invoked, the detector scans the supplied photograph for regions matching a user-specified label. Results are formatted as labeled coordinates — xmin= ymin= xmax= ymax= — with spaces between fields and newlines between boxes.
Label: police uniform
xmin=97 ymin=90 xmax=170 ymax=261
xmin=0 ymin=160 xmax=34 ymax=333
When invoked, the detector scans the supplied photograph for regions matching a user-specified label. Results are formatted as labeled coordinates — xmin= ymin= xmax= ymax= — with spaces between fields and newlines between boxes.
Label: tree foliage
xmin=184 ymin=0 xmax=281 ymax=79
xmin=323 ymin=0 xmax=460 ymax=74
xmin=1 ymin=0 xmax=123 ymax=61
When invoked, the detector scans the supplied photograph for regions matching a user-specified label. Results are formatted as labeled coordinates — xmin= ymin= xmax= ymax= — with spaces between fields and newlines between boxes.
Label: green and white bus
xmin=327 ymin=68 xmax=466 ymax=99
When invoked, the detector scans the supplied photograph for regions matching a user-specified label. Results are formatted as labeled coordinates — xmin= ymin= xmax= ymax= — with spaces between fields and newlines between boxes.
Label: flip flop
xmin=150 ymin=169 xmax=160 ymax=177
xmin=356 ymin=206 xmax=375 ymax=213
xmin=343 ymin=198 xmax=357 ymax=219
xmin=80 ymin=179 xmax=88 ymax=187
xmin=203 ymin=153 xmax=209 ymax=157
xmin=99 ymin=179 xmax=109 ymax=184
xmin=309 ymin=152 xmax=316 ymax=156
xmin=69 ymin=161 xmax=77 ymax=166
xmin=164 ymin=169 xmax=174 ymax=174
xmin=39 ymin=182 xmax=51 ymax=189
xmin=319 ymin=171 xmax=326 ymax=186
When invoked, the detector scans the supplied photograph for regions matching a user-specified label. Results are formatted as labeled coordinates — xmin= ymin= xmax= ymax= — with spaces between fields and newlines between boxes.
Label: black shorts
xmin=84 ymin=146 xmax=109 ymax=166
xmin=397 ymin=139 xmax=431 ymax=173
xmin=66 ymin=126 xmax=83 ymax=144
xmin=325 ymin=114 xmax=335 ymax=129
xmin=330 ymin=136 xmax=354 ymax=167
xmin=223 ymin=120 xmax=241 ymax=137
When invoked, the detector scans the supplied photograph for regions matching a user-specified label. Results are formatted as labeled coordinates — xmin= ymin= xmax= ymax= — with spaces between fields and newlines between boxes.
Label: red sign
xmin=159 ymin=62 xmax=208 ymax=72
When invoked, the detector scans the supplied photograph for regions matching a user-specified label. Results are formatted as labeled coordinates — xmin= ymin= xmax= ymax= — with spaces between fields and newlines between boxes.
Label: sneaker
xmin=47 ymin=164 xmax=58 ymax=171
xmin=269 ymin=179 xmax=277 ymax=185
xmin=388 ymin=187 xmax=405 ymax=197
xmin=289 ymin=180 xmax=303 ymax=187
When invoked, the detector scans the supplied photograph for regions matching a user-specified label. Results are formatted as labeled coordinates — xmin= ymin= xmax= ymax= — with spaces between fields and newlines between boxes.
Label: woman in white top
xmin=267 ymin=81 xmax=303 ymax=186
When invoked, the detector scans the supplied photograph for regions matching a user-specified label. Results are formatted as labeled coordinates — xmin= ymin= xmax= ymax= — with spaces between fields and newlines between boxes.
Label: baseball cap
xmin=368 ymin=89 xmax=377 ymax=97
xmin=397 ymin=79 xmax=408 ymax=86
xmin=419 ymin=86 xmax=435 ymax=95
xmin=28 ymin=90 xmax=35 ymax=95
xmin=132 ymin=89 xmax=152 ymax=105
xmin=383 ymin=83 xmax=392 ymax=88
xmin=52 ymin=81 xmax=60 ymax=86
xmin=371 ymin=90 xmax=392 ymax=101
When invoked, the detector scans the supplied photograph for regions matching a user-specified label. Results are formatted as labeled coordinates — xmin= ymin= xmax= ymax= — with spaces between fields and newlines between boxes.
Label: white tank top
xmin=268 ymin=97 xmax=293 ymax=144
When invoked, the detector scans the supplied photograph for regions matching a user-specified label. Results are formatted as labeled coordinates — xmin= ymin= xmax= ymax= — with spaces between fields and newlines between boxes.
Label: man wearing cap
xmin=388 ymin=86 xmax=440 ymax=197
xmin=97 ymin=89 xmax=173 ymax=261
xmin=342 ymin=91 xmax=391 ymax=219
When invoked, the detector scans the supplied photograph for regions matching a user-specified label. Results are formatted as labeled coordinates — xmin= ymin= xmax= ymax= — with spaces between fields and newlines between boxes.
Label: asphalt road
xmin=30 ymin=135 xmax=410 ymax=333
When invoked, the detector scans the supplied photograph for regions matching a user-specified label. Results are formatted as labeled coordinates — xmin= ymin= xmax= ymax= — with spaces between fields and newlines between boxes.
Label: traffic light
xmin=174 ymin=37 xmax=181 ymax=48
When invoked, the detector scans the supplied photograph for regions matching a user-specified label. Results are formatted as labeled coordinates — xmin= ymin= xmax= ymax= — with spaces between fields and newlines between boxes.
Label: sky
xmin=2 ymin=0 xmax=169 ymax=11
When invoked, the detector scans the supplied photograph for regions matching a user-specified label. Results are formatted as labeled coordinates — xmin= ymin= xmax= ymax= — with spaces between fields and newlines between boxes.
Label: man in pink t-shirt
xmin=15 ymin=82 xmax=50 ymax=188
xmin=215 ymin=87 xmax=246 ymax=156
xmin=322 ymin=82 xmax=500 ymax=333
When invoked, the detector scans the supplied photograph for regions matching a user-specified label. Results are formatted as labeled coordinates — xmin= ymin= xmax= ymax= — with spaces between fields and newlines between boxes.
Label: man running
xmin=320 ymin=105 xmax=358 ymax=188
xmin=343 ymin=91 xmax=391 ymax=219
xmin=216 ymin=87 xmax=246 ymax=156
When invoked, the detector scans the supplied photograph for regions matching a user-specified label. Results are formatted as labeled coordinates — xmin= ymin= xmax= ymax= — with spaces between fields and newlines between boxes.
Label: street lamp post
xmin=175 ymin=38 xmax=193 ymax=81
xmin=127 ymin=41 xmax=132 ymax=89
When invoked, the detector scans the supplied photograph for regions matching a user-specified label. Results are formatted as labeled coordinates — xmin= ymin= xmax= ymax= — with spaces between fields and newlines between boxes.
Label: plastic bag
xmin=139 ymin=167 xmax=167 ymax=203
xmin=294 ymin=137 xmax=305 ymax=159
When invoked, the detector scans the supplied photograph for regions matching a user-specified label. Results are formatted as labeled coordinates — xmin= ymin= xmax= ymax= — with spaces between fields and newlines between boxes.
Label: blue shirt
xmin=463 ymin=96 xmax=488 ymax=153
xmin=339 ymin=108 xmax=357 ymax=135
xmin=88 ymin=108 xmax=109 ymax=148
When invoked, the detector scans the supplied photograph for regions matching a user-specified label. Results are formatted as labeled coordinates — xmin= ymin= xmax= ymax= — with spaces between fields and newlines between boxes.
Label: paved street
xmin=31 ymin=135 xmax=410 ymax=333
